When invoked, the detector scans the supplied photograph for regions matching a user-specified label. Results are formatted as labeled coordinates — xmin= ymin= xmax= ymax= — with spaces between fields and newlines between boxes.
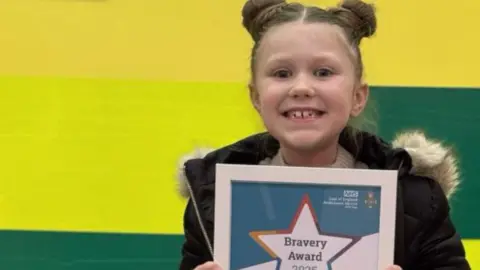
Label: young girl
xmin=177 ymin=0 xmax=471 ymax=269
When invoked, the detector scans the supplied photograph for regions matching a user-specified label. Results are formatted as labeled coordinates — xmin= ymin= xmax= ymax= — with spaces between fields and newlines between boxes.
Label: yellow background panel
xmin=0 ymin=0 xmax=479 ymax=87
xmin=0 ymin=77 xmax=260 ymax=233
xmin=465 ymin=240 xmax=479 ymax=268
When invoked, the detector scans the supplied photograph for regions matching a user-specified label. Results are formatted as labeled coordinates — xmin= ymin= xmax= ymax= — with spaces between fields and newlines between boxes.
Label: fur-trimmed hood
xmin=176 ymin=131 xmax=461 ymax=200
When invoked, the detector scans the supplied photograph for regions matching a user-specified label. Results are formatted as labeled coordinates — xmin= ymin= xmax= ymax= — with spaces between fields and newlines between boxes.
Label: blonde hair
xmin=242 ymin=0 xmax=376 ymax=80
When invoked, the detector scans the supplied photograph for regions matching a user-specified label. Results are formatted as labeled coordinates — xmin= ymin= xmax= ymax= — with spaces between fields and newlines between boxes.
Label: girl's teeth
xmin=288 ymin=110 xmax=318 ymax=118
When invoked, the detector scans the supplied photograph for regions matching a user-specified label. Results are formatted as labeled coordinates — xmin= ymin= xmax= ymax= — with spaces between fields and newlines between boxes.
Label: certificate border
xmin=214 ymin=164 xmax=398 ymax=270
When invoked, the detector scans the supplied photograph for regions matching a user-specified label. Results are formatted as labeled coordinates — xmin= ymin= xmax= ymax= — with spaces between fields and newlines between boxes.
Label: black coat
xmin=177 ymin=130 xmax=470 ymax=270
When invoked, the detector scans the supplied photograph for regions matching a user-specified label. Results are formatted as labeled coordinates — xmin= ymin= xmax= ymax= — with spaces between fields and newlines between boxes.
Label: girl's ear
xmin=249 ymin=82 xmax=261 ymax=112
xmin=351 ymin=83 xmax=369 ymax=117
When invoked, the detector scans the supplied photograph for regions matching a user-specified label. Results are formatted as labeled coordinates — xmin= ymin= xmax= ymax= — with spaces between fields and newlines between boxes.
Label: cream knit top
xmin=259 ymin=145 xmax=368 ymax=169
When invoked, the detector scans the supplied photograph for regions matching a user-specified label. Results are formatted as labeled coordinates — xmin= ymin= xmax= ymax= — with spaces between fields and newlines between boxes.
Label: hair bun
xmin=242 ymin=0 xmax=286 ymax=39
xmin=338 ymin=0 xmax=377 ymax=39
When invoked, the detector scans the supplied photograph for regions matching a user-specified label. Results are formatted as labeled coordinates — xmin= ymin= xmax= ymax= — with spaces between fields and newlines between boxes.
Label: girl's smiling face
xmin=251 ymin=21 xmax=368 ymax=154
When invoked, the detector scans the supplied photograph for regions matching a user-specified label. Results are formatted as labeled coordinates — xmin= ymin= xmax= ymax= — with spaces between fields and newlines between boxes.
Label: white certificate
xmin=214 ymin=164 xmax=398 ymax=270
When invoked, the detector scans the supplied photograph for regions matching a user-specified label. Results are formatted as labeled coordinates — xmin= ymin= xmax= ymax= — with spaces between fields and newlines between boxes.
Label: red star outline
xmin=249 ymin=194 xmax=361 ymax=266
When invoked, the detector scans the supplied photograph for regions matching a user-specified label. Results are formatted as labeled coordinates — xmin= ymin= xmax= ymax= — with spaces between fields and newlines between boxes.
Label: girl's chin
xmin=279 ymin=130 xmax=329 ymax=150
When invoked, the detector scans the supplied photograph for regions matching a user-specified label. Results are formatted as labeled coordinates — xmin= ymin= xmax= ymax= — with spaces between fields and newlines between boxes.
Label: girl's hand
xmin=385 ymin=265 xmax=402 ymax=270
xmin=194 ymin=261 xmax=223 ymax=270
xmin=194 ymin=262 xmax=401 ymax=270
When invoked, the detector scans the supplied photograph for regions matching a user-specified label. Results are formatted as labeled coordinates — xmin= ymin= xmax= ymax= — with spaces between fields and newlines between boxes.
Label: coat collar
xmin=177 ymin=128 xmax=460 ymax=200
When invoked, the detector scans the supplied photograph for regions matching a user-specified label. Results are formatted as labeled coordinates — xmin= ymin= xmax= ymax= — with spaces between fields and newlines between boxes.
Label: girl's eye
xmin=273 ymin=69 xmax=292 ymax=78
xmin=314 ymin=68 xmax=333 ymax=77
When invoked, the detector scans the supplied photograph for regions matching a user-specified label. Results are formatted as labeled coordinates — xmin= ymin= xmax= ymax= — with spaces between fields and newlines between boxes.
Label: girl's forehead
xmin=256 ymin=22 xmax=353 ymax=62
xmin=263 ymin=23 xmax=346 ymax=48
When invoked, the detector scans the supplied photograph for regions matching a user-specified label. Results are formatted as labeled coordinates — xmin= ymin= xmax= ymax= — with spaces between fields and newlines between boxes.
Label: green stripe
xmin=370 ymin=86 xmax=480 ymax=238
xmin=0 ymin=231 xmax=477 ymax=269
xmin=0 ymin=231 xmax=182 ymax=269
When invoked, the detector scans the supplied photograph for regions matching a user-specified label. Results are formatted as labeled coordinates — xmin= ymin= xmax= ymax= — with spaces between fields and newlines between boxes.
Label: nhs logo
xmin=343 ymin=190 xmax=359 ymax=198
